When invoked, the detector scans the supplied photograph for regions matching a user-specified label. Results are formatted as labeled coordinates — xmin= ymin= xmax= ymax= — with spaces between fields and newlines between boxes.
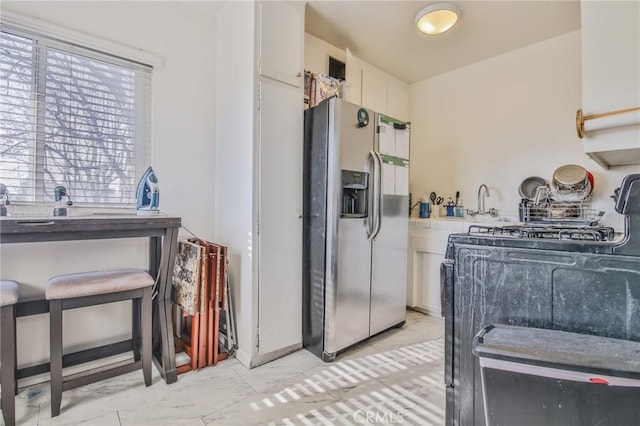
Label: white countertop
xmin=410 ymin=215 xmax=518 ymax=232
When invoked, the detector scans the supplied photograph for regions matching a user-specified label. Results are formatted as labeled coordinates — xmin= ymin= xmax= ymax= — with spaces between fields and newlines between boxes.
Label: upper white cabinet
xmin=260 ymin=1 xmax=303 ymax=87
xmin=345 ymin=48 xmax=410 ymax=121
xmin=580 ymin=0 xmax=640 ymax=169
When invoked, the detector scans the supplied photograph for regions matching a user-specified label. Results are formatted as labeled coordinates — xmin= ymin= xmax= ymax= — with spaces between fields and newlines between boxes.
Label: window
xmin=0 ymin=24 xmax=151 ymax=206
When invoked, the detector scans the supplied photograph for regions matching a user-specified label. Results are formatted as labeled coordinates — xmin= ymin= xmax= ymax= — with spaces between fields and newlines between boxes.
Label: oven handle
xmin=441 ymin=258 xmax=455 ymax=387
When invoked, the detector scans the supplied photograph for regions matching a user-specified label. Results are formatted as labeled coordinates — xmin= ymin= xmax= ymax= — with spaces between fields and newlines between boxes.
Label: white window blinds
xmin=0 ymin=25 xmax=152 ymax=206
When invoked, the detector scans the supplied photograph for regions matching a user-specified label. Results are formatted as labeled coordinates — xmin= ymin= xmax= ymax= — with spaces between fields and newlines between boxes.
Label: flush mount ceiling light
xmin=415 ymin=2 xmax=461 ymax=35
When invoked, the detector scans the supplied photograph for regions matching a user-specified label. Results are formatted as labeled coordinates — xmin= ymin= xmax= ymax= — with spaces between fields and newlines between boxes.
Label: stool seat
xmin=46 ymin=269 xmax=153 ymax=300
xmin=0 ymin=280 xmax=19 ymax=307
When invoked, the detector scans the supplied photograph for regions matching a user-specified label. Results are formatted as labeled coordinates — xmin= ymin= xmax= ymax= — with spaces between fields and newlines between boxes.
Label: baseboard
xmin=411 ymin=305 xmax=442 ymax=317
xmin=249 ymin=342 xmax=302 ymax=368
xmin=234 ymin=347 xmax=252 ymax=369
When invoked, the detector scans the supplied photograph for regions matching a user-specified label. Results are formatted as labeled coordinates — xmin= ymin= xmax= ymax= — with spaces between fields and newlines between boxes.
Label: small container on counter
xmin=419 ymin=201 xmax=430 ymax=218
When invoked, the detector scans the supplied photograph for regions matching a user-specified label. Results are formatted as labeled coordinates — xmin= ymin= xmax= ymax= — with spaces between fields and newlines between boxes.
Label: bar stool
xmin=46 ymin=269 xmax=154 ymax=417
xmin=1 ymin=280 xmax=19 ymax=426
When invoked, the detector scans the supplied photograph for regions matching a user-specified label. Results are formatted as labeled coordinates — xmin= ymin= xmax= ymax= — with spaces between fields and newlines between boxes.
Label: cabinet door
xmin=387 ymin=78 xmax=410 ymax=122
xmin=419 ymin=253 xmax=444 ymax=316
xmin=257 ymin=79 xmax=303 ymax=355
xmin=408 ymin=227 xmax=452 ymax=316
xmin=361 ymin=63 xmax=388 ymax=114
xmin=259 ymin=1 xmax=304 ymax=87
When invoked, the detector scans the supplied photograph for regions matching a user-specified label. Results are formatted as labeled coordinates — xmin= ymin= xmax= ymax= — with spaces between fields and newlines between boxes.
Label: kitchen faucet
xmin=478 ymin=184 xmax=489 ymax=214
xmin=467 ymin=184 xmax=499 ymax=218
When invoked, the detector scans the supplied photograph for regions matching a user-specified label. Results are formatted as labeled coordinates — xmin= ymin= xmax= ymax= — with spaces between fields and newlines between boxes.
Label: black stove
xmin=442 ymin=174 xmax=640 ymax=426
xmin=467 ymin=224 xmax=617 ymax=242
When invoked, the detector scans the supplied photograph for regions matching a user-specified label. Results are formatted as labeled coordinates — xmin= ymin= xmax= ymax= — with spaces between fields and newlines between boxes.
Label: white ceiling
xmin=305 ymin=0 xmax=582 ymax=84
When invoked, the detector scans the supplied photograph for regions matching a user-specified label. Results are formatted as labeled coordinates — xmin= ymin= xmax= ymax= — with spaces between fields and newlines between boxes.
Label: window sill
xmin=2 ymin=203 xmax=137 ymax=217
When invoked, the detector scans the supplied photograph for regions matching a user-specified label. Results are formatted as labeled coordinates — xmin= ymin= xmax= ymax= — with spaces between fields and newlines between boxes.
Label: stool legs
xmin=1 ymin=304 xmax=16 ymax=426
xmin=132 ymin=297 xmax=141 ymax=362
xmin=142 ymin=286 xmax=152 ymax=387
xmin=49 ymin=288 xmax=152 ymax=417
xmin=50 ymin=299 xmax=63 ymax=418
xmin=132 ymin=288 xmax=151 ymax=385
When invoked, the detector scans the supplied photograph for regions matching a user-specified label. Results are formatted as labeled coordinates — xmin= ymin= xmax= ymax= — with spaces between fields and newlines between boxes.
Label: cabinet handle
xmin=296 ymin=72 xmax=302 ymax=78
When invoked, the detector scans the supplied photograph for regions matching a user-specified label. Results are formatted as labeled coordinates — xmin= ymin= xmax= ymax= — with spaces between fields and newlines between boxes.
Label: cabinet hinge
xmin=256 ymin=327 xmax=259 ymax=349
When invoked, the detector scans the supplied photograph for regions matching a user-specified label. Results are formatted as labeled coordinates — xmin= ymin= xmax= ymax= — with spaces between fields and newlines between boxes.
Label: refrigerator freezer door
xmin=324 ymin=99 xmax=375 ymax=354
xmin=370 ymin=114 xmax=408 ymax=335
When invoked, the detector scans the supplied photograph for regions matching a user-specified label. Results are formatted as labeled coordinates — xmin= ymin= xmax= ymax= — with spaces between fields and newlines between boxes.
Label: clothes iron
xmin=136 ymin=166 xmax=160 ymax=215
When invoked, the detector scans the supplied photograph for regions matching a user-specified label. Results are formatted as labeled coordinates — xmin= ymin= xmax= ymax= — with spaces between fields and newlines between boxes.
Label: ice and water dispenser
xmin=341 ymin=170 xmax=368 ymax=218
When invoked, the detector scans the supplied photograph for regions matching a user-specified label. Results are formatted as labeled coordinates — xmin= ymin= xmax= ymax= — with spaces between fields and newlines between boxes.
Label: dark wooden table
xmin=0 ymin=214 xmax=181 ymax=384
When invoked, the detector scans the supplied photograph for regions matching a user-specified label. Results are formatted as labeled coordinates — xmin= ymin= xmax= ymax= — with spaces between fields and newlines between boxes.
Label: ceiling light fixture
xmin=415 ymin=2 xmax=461 ymax=35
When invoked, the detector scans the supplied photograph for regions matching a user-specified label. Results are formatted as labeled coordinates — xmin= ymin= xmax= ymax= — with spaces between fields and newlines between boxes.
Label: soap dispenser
xmin=53 ymin=185 xmax=73 ymax=216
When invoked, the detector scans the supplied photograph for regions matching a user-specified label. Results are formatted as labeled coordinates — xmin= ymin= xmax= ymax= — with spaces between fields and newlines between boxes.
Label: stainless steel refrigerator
xmin=303 ymin=97 xmax=410 ymax=361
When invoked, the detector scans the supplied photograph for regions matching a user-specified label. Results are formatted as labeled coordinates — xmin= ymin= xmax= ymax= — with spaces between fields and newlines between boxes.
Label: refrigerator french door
xmin=303 ymin=97 xmax=409 ymax=361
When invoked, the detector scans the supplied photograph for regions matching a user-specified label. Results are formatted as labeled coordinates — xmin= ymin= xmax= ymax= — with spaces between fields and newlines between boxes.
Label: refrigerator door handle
xmin=367 ymin=151 xmax=377 ymax=240
xmin=371 ymin=151 xmax=383 ymax=240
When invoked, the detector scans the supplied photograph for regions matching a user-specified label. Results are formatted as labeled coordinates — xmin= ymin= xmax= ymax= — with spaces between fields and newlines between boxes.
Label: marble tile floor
xmin=8 ymin=310 xmax=445 ymax=426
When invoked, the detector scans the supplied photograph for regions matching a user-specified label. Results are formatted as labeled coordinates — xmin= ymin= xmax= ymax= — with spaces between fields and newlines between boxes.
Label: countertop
xmin=410 ymin=215 xmax=517 ymax=232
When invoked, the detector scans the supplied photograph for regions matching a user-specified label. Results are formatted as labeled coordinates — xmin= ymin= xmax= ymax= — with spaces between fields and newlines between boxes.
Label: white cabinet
xmin=214 ymin=0 xmax=303 ymax=368
xmin=255 ymin=0 xmax=304 ymax=361
xmin=361 ymin=63 xmax=388 ymax=115
xmin=256 ymin=79 xmax=303 ymax=356
xmin=580 ymin=0 xmax=640 ymax=168
xmin=345 ymin=48 xmax=410 ymax=121
xmin=259 ymin=1 xmax=303 ymax=87
xmin=407 ymin=219 xmax=468 ymax=316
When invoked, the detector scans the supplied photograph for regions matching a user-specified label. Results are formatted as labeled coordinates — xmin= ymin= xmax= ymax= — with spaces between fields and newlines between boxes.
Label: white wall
xmin=213 ymin=1 xmax=256 ymax=368
xmin=0 ymin=1 xmax=217 ymax=368
xmin=409 ymin=30 xmax=635 ymax=229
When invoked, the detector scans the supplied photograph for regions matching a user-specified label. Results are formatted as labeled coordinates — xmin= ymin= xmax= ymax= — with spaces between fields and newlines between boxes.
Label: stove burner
xmin=468 ymin=225 xmax=617 ymax=242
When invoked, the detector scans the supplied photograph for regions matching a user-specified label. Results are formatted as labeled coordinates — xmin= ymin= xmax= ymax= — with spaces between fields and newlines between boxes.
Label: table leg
xmin=150 ymin=228 xmax=179 ymax=384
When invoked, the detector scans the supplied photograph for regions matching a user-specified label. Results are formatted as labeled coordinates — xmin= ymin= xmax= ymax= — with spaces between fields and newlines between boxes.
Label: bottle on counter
xmin=455 ymin=198 xmax=464 ymax=217
xmin=419 ymin=196 xmax=430 ymax=218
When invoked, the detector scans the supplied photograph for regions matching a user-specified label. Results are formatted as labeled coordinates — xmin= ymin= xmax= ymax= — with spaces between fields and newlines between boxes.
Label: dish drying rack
xmin=520 ymin=187 xmax=604 ymax=226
